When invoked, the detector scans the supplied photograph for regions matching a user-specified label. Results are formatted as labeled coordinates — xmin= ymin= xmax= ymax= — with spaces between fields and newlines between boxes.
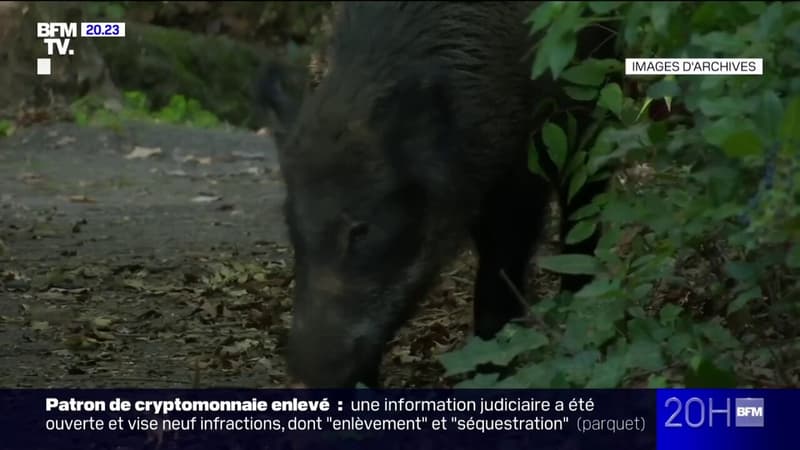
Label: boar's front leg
xmin=471 ymin=166 xmax=551 ymax=340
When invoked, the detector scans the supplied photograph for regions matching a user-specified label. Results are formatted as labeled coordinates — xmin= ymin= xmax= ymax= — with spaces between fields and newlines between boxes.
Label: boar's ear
xmin=254 ymin=62 xmax=304 ymax=137
xmin=371 ymin=71 xmax=458 ymax=191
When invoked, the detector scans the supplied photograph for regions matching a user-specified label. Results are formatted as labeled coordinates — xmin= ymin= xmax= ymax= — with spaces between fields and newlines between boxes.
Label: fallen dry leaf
xmin=92 ymin=317 xmax=114 ymax=329
xmin=64 ymin=334 xmax=101 ymax=350
xmin=68 ymin=195 xmax=96 ymax=204
xmin=55 ymin=136 xmax=77 ymax=147
xmin=232 ymin=151 xmax=266 ymax=160
xmin=17 ymin=172 xmax=44 ymax=183
xmin=191 ymin=195 xmax=221 ymax=203
xmin=181 ymin=155 xmax=213 ymax=165
xmin=90 ymin=329 xmax=116 ymax=341
xmin=199 ymin=299 xmax=224 ymax=319
xmin=125 ymin=146 xmax=162 ymax=160
xmin=30 ymin=321 xmax=50 ymax=331
xmin=220 ymin=338 xmax=259 ymax=357
xmin=122 ymin=279 xmax=145 ymax=291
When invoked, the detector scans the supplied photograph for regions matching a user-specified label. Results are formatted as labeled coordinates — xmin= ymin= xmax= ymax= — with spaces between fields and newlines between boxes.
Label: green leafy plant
xmin=84 ymin=2 xmax=127 ymax=20
xmin=442 ymin=1 xmax=800 ymax=388
xmin=154 ymin=95 xmax=221 ymax=128
xmin=71 ymin=91 xmax=221 ymax=129
xmin=0 ymin=120 xmax=15 ymax=137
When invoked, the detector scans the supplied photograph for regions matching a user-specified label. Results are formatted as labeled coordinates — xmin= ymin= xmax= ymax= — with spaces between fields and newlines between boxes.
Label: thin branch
xmin=499 ymin=269 xmax=547 ymax=328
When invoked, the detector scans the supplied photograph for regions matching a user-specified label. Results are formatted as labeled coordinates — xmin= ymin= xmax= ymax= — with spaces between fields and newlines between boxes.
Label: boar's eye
xmin=347 ymin=222 xmax=370 ymax=249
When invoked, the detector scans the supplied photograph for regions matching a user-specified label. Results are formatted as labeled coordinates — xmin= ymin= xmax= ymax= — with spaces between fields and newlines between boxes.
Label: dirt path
xmin=0 ymin=121 xmax=475 ymax=388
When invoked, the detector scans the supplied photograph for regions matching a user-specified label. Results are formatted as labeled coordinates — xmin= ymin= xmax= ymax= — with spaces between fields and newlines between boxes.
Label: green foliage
xmin=539 ymin=254 xmax=602 ymax=276
xmin=542 ymin=122 xmax=568 ymax=171
xmin=443 ymin=1 xmax=800 ymax=388
xmin=153 ymin=95 xmax=221 ymax=128
xmin=440 ymin=326 xmax=549 ymax=377
xmin=71 ymin=91 xmax=221 ymax=129
xmin=84 ymin=2 xmax=127 ymax=20
xmin=0 ymin=120 xmax=15 ymax=138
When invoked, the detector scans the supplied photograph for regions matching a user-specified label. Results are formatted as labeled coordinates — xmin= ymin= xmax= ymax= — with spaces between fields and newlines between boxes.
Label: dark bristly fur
xmin=259 ymin=2 xmax=617 ymax=388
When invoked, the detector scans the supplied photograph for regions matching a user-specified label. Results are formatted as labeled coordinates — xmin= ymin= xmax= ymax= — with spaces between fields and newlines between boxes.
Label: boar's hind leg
xmin=471 ymin=168 xmax=551 ymax=340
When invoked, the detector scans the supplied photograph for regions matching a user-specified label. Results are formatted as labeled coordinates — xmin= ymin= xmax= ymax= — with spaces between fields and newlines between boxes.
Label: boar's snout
xmin=286 ymin=292 xmax=383 ymax=388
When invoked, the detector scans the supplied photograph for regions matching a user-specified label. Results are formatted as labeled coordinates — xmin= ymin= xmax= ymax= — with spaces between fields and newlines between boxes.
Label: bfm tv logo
xmin=735 ymin=398 xmax=764 ymax=428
